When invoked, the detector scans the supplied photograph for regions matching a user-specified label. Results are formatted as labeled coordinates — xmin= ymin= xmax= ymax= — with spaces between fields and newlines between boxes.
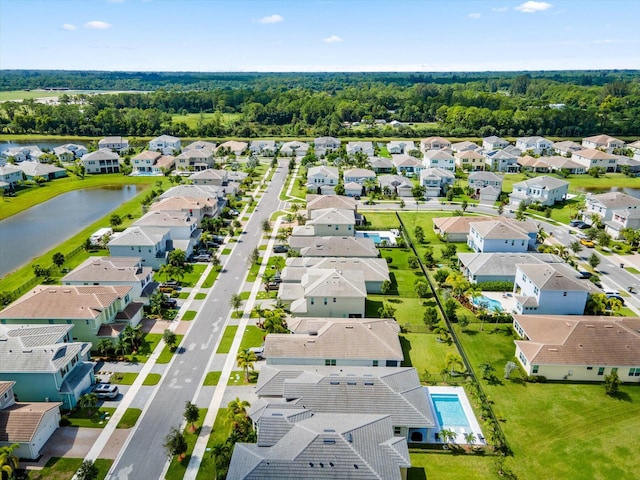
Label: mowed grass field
xmin=171 ymin=112 xmax=241 ymax=128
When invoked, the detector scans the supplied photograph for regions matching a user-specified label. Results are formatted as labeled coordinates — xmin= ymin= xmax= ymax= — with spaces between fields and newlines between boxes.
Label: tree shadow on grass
xmin=611 ymin=391 xmax=633 ymax=403
xmin=399 ymin=336 xmax=413 ymax=367
xmin=406 ymin=467 xmax=427 ymax=480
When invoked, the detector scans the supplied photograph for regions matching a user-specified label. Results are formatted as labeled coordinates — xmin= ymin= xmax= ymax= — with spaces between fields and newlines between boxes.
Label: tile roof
xmin=306 ymin=195 xmax=357 ymax=212
xmin=573 ymin=148 xmax=617 ymax=160
xmin=82 ymin=149 xmax=120 ymax=161
xmin=308 ymin=208 xmax=355 ymax=226
xmin=283 ymin=257 xmax=389 ymax=284
xmin=512 ymin=175 xmax=569 ymax=190
xmin=343 ymin=168 xmax=376 ymax=178
xmin=132 ymin=150 xmax=162 ymax=161
xmin=458 ymin=252 xmax=562 ymax=276
xmin=0 ymin=402 xmax=61 ymax=442
xmin=582 ymin=134 xmax=623 ymax=146
xmin=587 ymin=192 xmax=640 ymax=209
xmin=516 ymin=263 xmax=593 ymax=291
xmin=61 ymin=256 xmax=151 ymax=283
xmin=108 ymin=226 xmax=169 ymax=246
xmin=293 ymin=236 xmax=378 ymax=258
xmin=469 ymin=220 xmax=531 ymax=240
xmin=160 ymin=184 xmax=226 ymax=199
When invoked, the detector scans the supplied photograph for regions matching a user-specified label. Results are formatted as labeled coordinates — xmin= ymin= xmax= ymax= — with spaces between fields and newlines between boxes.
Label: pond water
xmin=575 ymin=186 xmax=640 ymax=199
xmin=0 ymin=185 xmax=141 ymax=278
xmin=0 ymin=139 xmax=88 ymax=153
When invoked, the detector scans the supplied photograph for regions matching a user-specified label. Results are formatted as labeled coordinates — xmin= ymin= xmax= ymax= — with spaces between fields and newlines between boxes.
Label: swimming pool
xmin=431 ymin=393 xmax=470 ymax=427
xmin=355 ymin=230 xmax=397 ymax=246
xmin=472 ymin=294 xmax=503 ymax=312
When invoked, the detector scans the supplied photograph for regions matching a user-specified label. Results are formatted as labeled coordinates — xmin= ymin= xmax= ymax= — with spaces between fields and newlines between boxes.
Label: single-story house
xmin=615 ymin=155 xmax=640 ymax=174
xmin=344 ymin=181 xmax=363 ymax=197
xmin=346 ymin=141 xmax=374 ymax=157
xmin=15 ymin=162 xmax=67 ymax=181
xmin=451 ymin=141 xmax=481 ymax=153
xmin=183 ymin=140 xmax=217 ymax=152
xmin=289 ymin=236 xmax=378 ymax=258
xmin=0 ymin=165 xmax=23 ymax=189
xmin=552 ymin=140 xmax=582 ymax=156
xmin=369 ymin=156 xmax=395 ymax=173
xmin=216 ymin=140 xmax=248 ymax=157
xmin=387 ymin=141 xmax=415 ymax=154
xmin=393 ymin=155 xmax=423 ymax=176
xmin=189 ymin=168 xmax=229 ymax=186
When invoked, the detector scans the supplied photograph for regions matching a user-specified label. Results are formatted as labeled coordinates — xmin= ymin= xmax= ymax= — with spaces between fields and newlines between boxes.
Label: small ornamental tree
xmin=604 ymin=371 xmax=621 ymax=396
xmin=76 ymin=459 xmax=99 ymax=480
xmin=183 ymin=401 xmax=200 ymax=432
xmin=163 ymin=427 xmax=188 ymax=460
xmin=163 ymin=329 xmax=178 ymax=351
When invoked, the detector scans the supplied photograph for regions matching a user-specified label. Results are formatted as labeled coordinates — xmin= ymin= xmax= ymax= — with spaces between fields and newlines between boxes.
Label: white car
xmin=93 ymin=384 xmax=119 ymax=399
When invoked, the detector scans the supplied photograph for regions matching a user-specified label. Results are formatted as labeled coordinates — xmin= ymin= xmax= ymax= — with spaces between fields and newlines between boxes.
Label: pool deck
xmin=482 ymin=291 xmax=518 ymax=314
xmin=426 ymin=386 xmax=486 ymax=445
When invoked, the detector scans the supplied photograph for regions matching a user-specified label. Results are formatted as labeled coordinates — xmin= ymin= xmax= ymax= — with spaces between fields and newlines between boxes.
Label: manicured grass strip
xmin=95 ymin=458 xmax=114 ymax=480
xmin=256 ymin=290 xmax=277 ymax=299
xmin=246 ymin=261 xmax=262 ymax=282
xmin=202 ymin=268 xmax=220 ymax=288
xmin=227 ymin=370 xmax=258 ymax=385
xmin=27 ymin=457 xmax=83 ymax=480
xmin=195 ymin=293 xmax=207 ymax=300
xmin=216 ymin=326 xmax=238 ymax=354
xmin=165 ymin=408 xmax=208 ymax=480
xmin=109 ymin=372 xmax=138 ymax=385
xmin=178 ymin=292 xmax=190 ymax=299
xmin=117 ymin=408 xmax=142 ymax=429
xmin=203 ymin=371 xmax=222 ymax=386
xmin=66 ymin=407 xmax=116 ymax=428
xmin=409 ymin=451 xmax=495 ymax=480
xmin=143 ymin=373 xmax=162 ymax=386
xmin=222 ymin=248 xmax=232 ymax=255
xmin=625 ymin=267 xmax=640 ymax=274
xmin=195 ymin=408 xmax=231 ymax=480
xmin=239 ymin=325 xmax=266 ymax=351
xmin=156 ymin=335 xmax=184 ymax=364
xmin=258 ymin=244 xmax=267 ymax=250
xmin=182 ymin=310 xmax=197 ymax=321
xmin=239 ymin=291 xmax=251 ymax=300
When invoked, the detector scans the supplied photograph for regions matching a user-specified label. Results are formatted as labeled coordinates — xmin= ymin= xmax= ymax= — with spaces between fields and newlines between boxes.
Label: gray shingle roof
xmin=458 ymin=252 xmax=562 ymax=277
xmin=516 ymin=263 xmax=594 ymax=292
xmin=62 ymin=257 xmax=151 ymax=284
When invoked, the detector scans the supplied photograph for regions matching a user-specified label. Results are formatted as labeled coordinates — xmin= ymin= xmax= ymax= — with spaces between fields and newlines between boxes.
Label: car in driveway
xmin=580 ymin=238 xmax=595 ymax=247
xmin=93 ymin=384 xmax=119 ymax=399
xmin=249 ymin=346 xmax=265 ymax=360
xmin=193 ymin=254 xmax=212 ymax=262
xmin=578 ymin=271 xmax=593 ymax=279
xmin=162 ymin=297 xmax=178 ymax=309
xmin=273 ymin=245 xmax=288 ymax=253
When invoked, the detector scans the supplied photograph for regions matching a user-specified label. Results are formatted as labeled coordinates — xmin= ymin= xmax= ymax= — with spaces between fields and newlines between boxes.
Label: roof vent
xmin=548 ymin=348 xmax=558 ymax=352
xmin=586 ymin=325 xmax=595 ymax=328
xmin=604 ymin=325 xmax=613 ymax=328
xmin=345 ymin=325 xmax=353 ymax=329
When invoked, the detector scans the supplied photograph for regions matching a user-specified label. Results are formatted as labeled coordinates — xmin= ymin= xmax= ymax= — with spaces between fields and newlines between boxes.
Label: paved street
xmin=107 ymin=161 xmax=288 ymax=479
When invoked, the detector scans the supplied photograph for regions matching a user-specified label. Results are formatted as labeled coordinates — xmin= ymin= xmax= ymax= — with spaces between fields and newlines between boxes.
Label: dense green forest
xmin=0 ymin=70 xmax=638 ymax=138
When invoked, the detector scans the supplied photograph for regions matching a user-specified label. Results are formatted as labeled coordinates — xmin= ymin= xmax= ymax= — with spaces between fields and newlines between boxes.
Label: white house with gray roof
xmin=582 ymin=191 xmax=640 ymax=224
xmin=280 ymin=141 xmax=309 ymax=157
xmin=515 ymin=136 xmax=553 ymax=155
xmin=605 ymin=209 xmax=640 ymax=240
xmin=571 ymin=148 xmax=618 ymax=172
xmin=419 ymin=167 xmax=455 ymax=197
xmin=264 ymin=317 xmax=402 ymax=365
xmin=306 ymin=166 xmax=339 ymax=195
xmin=149 ymin=134 xmax=181 ymax=155
xmin=392 ymin=154 xmax=423 ymax=176
xmin=346 ymin=141 xmax=374 ymax=156
xmin=553 ymin=140 xmax=583 ymax=156
xmin=458 ymin=252 xmax=562 ymax=284
xmin=423 ymin=150 xmax=455 ymax=171
xmin=62 ymin=257 xmax=155 ymax=304
xmin=174 ymin=148 xmax=214 ymax=171
xmin=468 ymin=171 xmax=503 ymax=194
xmin=378 ymin=174 xmax=413 ymax=197
xmin=387 ymin=140 xmax=415 ymax=154
xmin=369 ymin=156 xmax=394 ymax=173
xmin=249 ymin=140 xmax=277 ymax=156
xmin=509 ymin=176 xmax=569 ymax=207
xmin=0 ymin=324 xmax=93 ymax=410
xmin=314 ymin=136 xmax=341 ymax=156
xmin=252 ymin=366 xmax=435 ymax=441
xmin=133 ymin=210 xmax=201 ymax=258
xmin=513 ymin=263 xmax=594 ymax=315
xmin=0 ymin=165 xmax=23 ymax=190
xmin=484 ymin=149 xmax=520 ymax=172
xmin=228 ymin=412 xmax=410 ymax=480
xmin=343 ymin=168 xmax=377 ymax=185
xmin=482 ymin=136 xmax=510 ymax=151
xmin=81 ymin=148 xmax=121 ymax=174
xmin=108 ymin=226 xmax=172 ymax=270
xmin=292 ymin=208 xmax=355 ymax=237
xmin=582 ymin=134 xmax=625 ymax=153
xmin=98 ymin=136 xmax=129 ymax=152
xmin=188 ymin=168 xmax=228 ymax=186
xmin=289 ymin=236 xmax=378 ymax=258
xmin=468 ymin=220 xmax=530 ymax=253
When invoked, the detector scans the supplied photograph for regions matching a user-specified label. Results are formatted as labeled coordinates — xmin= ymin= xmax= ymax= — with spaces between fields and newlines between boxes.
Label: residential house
xmin=280 ymin=141 xmax=309 ymax=157
xmin=281 ymin=257 xmax=390 ymax=294
xmin=62 ymin=257 xmax=155 ymax=304
xmin=346 ymin=141 xmax=374 ymax=157
xmin=174 ymin=149 xmax=214 ymax=171
xmin=189 ymin=169 xmax=229 ymax=186
xmin=482 ymin=136 xmax=510 ymax=151
xmin=228 ymin=412 xmax=411 ymax=480
xmin=249 ymin=140 xmax=277 ymax=156
xmin=133 ymin=210 xmax=201 ymax=258
xmin=149 ymin=135 xmax=181 ymax=155
xmin=455 ymin=150 xmax=486 ymax=171
xmin=513 ymin=315 xmax=640 ymax=382
xmin=306 ymin=166 xmax=339 ymax=195
xmin=572 ymin=148 xmax=618 ymax=172
xmin=293 ymin=208 xmax=355 ymax=237
xmin=0 ymin=285 xmax=143 ymax=345
xmin=484 ymin=149 xmax=520 ymax=172
xmin=582 ymin=192 xmax=640 ymax=224
xmin=615 ymin=155 xmax=640 ymax=174
xmin=433 ymin=216 xmax=538 ymax=244
xmin=313 ymin=136 xmax=341 ymax=156
xmin=183 ymin=140 xmax=217 ymax=152
xmin=518 ymin=155 xmax=551 ymax=173
xmin=628 ymin=140 xmax=640 ymax=155
xmin=468 ymin=171 xmax=503 ymax=194
xmin=392 ymin=154 xmax=423 ymax=176
xmin=278 ymin=269 xmax=367 ymax=318
xmin=131 ymin=150 xmax=162 ymax=175
xmin=343 ymin=168 xmax=377 ymax=185
xmin=344 ymin=181 xmax=363 ymax=197
xmin=467 ymin=220 xmax=530 ymax=253
xmin=252 ymin=366 xmax=434 ymax=440
xmin=98 ymin=136 xmax=129 ymax=152
xmin=419 ymin=167 xmax=455 ymax=197
xmin=1 ymin=146 xmax=44 ymax=163
xmin=423 ymin=150 xmax=456 ymax=171
xmin=306 ymin=194 xmax=357 ymax=216
xmin=553 ymin=140 xmax=583 ymax=156
xmin=149 ymin=195 xmax=219 ymax=225
xmin=451 ymin=141 xmax=481 ymax=153
xmin=605 ymin=209 xmax=640 ymax=240
xmin=538 ymin=156 xmax=587 ymax=174
xmin=0 ymin=324 xmax=93 ymax=411
xmin=503 ymin=145 xmax=523 ymax=156
xmin=378 ymin=175 xmax=414 ymax=197
xmin=217 ymin=140 xmax=248 ymax=157
xmin=369 ymin=156 xmax=394 ymax=174
xmin=0 ymin=165 xmax=23 ymax=190
xmin=81 ymin=149 xmax=121 ymax=174
xmin=420 ymin=136 xmax=451 ymax=153
xmin=387 ymin=140 xmax=415 ymax=154
xmin=582 ymin=134 xmax=625 ymax=153
xmin=515 ymin=136 xmax=553 ymax=155
xmin=513 ymin=263 xmax=593 ymax=315
xmin=0 ymin=381 xmax=61 ymax=459
xmin=54 ymin=143 xmax=87 ymax=162
xmin=288 ymin=236 xmax=378 ymax=258
xmin=458 ymin=252 xmax=562 ymax=284
xmin=108 ymin=226 xmax=172 ymax=270
xmin=509 ymin=176 xmax=569 ymax=207
xmin=264 ymin=317 xmax=400 ymax=364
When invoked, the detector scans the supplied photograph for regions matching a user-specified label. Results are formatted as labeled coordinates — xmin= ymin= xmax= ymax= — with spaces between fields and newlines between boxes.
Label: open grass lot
xmin=170 ymin=112 xmax=241 ymax=128
xmin=26 ymin=457 xmax=113 ymax=480
xmin=398 ymin=211 xmax=474 ymax=258
xmin=0 ymin=90 xmax=78 ymax=101
xmin=165 ymin=408 xmax=208 ymax=480
xmin=454 ymin=321 xmax=640 ymax=479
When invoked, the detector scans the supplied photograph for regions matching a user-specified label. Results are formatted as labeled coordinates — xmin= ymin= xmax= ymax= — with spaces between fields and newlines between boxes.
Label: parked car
xmin=93 ymin=384 xmax=119 ymax=399
xmin=193 ymin=254 xmax=212 ymax=262
xmin=162 ymin=281 xmax=179 ymax=288
xmin=580 ymin=239 xmax=595 ymax=247
xmin=578 ymin=271 xmax=593 ymax=279
xmin=273 ymin=245 xmax=288 ymax=253
xmin=606 ymin=294 xmax=625 ymax=305
xmin=604 ymin=290 xmax=620 ymax=297
xmin=162 ymin=297 xmax=178 ymax=309
xmin=229 ymin=209 xmax=240 ymax=216
xmin=159 ymin=286 xmax=175 ymax=293
xmin=249 ymin=346 xmax=265 ymax=360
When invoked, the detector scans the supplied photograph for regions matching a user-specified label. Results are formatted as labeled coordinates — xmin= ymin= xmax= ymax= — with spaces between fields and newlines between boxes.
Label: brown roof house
xmin=513 ymin=315 xmax=640 ymax=382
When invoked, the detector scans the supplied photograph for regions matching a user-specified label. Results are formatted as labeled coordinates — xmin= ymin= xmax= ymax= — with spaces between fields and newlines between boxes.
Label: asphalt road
xmin=108 ymin=161 xmax=288 ymax=479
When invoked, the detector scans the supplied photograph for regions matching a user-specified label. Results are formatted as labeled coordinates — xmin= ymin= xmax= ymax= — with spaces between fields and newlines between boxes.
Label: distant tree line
xmin=0 ymin=70 xmax=638 ymax=138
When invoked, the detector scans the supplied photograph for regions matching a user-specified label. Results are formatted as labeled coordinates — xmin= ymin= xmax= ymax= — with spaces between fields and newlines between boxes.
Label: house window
xmin=518 ymin=351 xmax=528 ymax=366
xmin=372 ymin=360 xmax=379 ymax=367
xmin=587 ymin=366 xmax=593 ymax=370
xmin=563 ymin=292 xmax=567 ymax=296
xmin=532 ymin=365 xmax=539 ymax=374
xmin=325 ymin=359 xmax=336 ymax=366
xmin=310 ymin=298 xmax=314 ymax=305
xmin=629 ymin=368 xmax=640 ymax=377
xmin=324 ymin=298 xmax=328 ymax=305
xmin=597 ymin=367 xmax=605 ymax=376
xmin=394 ymin=427 xmax=402 ymax=436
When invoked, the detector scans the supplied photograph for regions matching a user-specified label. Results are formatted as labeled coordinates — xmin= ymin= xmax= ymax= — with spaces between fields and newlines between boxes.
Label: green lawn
xmin=228 ymin=370 xmax=258 ymax=385
xmin=222 ymin=248 xmax=232 ymax=255
xmin=110 ymin=372 xmax=138 ymax=385
xmin=165 ymin=408 xmax=208 ymax=480
xmin=180 ymin=264 xmax=206 ymax=287
xmin=182 ymin=310 xmax=197 ymax=321
xmin=400 ymin=333 xmax=460 ymax=378
xmin=66 ymin=407 xmax=116 ymax=428
xmin=143 ymin=373 xmax=162 ymax=385
xmin=170 ymin=112 xmax=240 ymax=128
xmin=203 ymin=371 xmax=222 ymax=386
xmin=116 ymin=408 xmax=142 ymax=429
xmin=119 ymin=333 xmax=162 ymax=364
xmin=409 ymin=451 xmax=495 ymax=480
xmin=246 ymin=260 xmax=262 ymax=282
xmin=195 ymin=293 xmax=207 ymax=300
xmin=216 ymin=326 xmax=238 ymax=354
xmin=239 ymin=325 xmax=266 ymax=350
xmin=27 ymin=457 xmax=113 ymax=480
xmin=178 ymin=292 xmax=190 ymax=299
xmin=195 ymin=408 xmax=231 ymax=480
xmin=156 ymin=335 xmax=184 ymax=364
xmin=201 ymin=268 xmax=220 ymax=287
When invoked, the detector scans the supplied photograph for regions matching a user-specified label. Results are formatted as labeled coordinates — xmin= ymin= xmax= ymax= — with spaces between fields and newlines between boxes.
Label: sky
xmin=0 ymin=0 xmax=639 ymax=72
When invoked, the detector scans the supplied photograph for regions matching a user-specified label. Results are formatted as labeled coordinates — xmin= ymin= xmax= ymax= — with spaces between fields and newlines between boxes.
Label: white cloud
xmin=62 ymin=23 xmax=77 ymax=31
xmin=468 ymin=13 xmax=481 ymax=19
xmin=257 ymin=14 xmax=284 ymax=24
xmin=515 ymin=1 xmax=552 ymax=13
xmin=84 ymin=20 xmax=112 ymax=29
xmin=492 ymin=7 xmax=509 ymax=12
xmin=323 ymin=35 xmax=343 ymax=44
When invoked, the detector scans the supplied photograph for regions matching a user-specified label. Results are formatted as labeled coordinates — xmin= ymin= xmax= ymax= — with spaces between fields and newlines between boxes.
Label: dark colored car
xmin=162 ymin=298 xmax=178 ymax=309
xmin=577 ymin=271 xmax=593 ymax=279
xmin=273 ymin=245 xmax=288 ymax=253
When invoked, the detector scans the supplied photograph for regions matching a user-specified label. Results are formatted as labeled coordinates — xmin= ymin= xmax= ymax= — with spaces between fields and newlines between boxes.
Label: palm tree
xmin=96 ymin=338 xmax=113 ymax=359
xmin=446 ymin=353 xmax=464 ymax=375
xmin=158 ymin=263 xmax=177 ymax=282
xmin=0 ymin=444 xmax=19 ymax=480
xmin=464 ymin=432 xmax=477 ymax=445
xmin=78 ymin=392 xmax=98 ymax=416
xmin=439 ymin=428 xmax=457 ymax=445
xmin=251 ymin=304 xmax=266 ymax=326
xmin=236 ymin=349 xmax=257 ymax=382
xmin=479 ymin=363 xmax=495 ymax=380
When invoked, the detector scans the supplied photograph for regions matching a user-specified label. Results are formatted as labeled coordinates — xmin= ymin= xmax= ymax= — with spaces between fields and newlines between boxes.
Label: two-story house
xmin=467 ymin=220 xmax=530 ymax=253
xmin=483 ymin=149 xmax=520 ymax=172
xmin=149 ymin=195 xmax=219 ymax=226
xmin=571 ymin=148 xmax=618 ymax=172
xmin=419 ymin=167 xmax=455 ymax=197
xmin=582 ymin=191 xmax=640 ymax=224
xmin=513 ymin=263 xmax=592 ymax=315
xmin=0 ymin=165 xmax=24 ymax=190
xmin=174 ymin=148 xmax=214 ymax=171
xmin=81 ymin=149 xmax=121 ymax=174
xmin=98 ymin=136 xmax=129 ymax=152
xmin=420 ymin=136 xmax=451 ymax=153
xmin=482 ymin=136 xmax=510 ymax=151
xmin=131 ymin=150 xmax=162 ymax=174
xmin=149 ymin=134 xmax=181 ymax=155
xmin=393 ymin=154 xmax=424 ymax=176
xmin=509 ymin=176 xmax=569 ymax=207
xmin=552 ymin=140 xmax=582 ymax=157
xmin=346 ymin=141 xmax=375 ymax=157
xmin=133 ymin=210 xmax=201 ymax=258
xmin=387 ymin=140 xmax=415 ymax=154
xmin=297 ymin=208 xmax=356 ymax=237
xmin=515 ymin=136 xmax=553 ymax=155
xmin=280 ymin=140 xmax=309 ymax=157
xmin=423 ymin=150 xmax=456 ymax=171
xmin=606 ymin=209 xmax=640 ymax=240
xmin=468 ymin=171 xmax=503 ymax=192
xmin=455 ymin=150 xmax=486 ymax=171
xmin=249 ymin=139 xmax=277 ymax=156
xmin=307 ymin=166 xmax=339 ymax=194
xmin=582 ymin=134 xmax=625 ymax=153
xmin=314 ymin=136 xmax=341 ymax=156
xmin=378 ymin=175 xmax=413 ymax=197
xmin=343 ymin=168 xmax=377 ymax=185
xmin=108 ymin=226 xmax=172 ymax=270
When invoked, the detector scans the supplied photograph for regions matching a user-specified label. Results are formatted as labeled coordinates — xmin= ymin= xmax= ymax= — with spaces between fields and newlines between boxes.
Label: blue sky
xmin=1 ymin=0 xmax=638 ymax=72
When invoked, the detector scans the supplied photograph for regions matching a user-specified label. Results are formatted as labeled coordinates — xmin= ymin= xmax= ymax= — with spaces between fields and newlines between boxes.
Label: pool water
xmin=472 ymin=294 xmax=503 ymax=312
xmin=355 ymin=230 xmax=396 ymax=246
xmin=431 ymin=394 xmax=470 ymax=427
xmin=361 ymin=232 xmax=381 ymax=243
